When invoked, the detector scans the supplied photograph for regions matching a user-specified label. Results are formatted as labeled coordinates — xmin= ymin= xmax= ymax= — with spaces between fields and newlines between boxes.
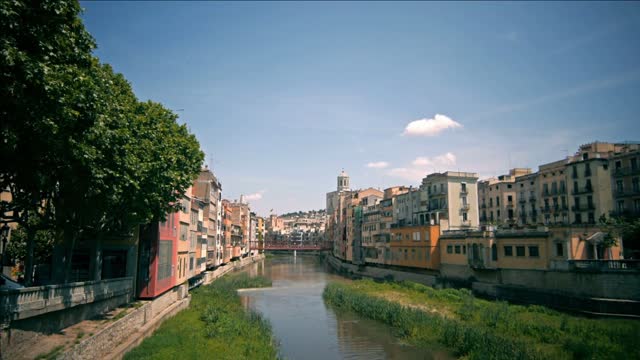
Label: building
xmin=326 ymin=171 xmax=352 ymax=260
xmin=479 ymin=168 xmax=532 ymax=227
xmin=176 ymin=190 xmax=192 ymax=286
xmin=229 ymin=198 xmax=250 ymax=258
xmin=193 ymin=167 xmax=223 ymax=269
xmin=345 ymin=188 xmax=383 ymax=264
xmin=137 ymin=212 xmax=178 ymax=299
xmin=388 ymin=225 xmax=441 ymax=269
xmin=222 ymin=200 xmax=232 ymax=264
xmin=610 ymin=143 xmax=640 ymax=218
xmin=514 ymin=172 xmax=540 ymax=226
xmin=439 ymin=226 xmax=623 ymax=282
xmin=421 ymin=171 xmax=480 ymax=231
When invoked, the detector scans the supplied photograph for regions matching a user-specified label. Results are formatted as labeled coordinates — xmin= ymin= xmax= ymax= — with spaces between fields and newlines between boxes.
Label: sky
xmin=80 ymin=1 xmax=640 ymax=217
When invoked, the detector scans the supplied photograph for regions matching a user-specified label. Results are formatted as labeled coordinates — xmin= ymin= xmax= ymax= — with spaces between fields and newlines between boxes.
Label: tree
xmin=1 ymin=0 xmax=204 ymax=284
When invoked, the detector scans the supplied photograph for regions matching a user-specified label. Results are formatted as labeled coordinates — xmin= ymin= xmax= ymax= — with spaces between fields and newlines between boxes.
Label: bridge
xmin=250 ymin=243 xmax=332 ymax=251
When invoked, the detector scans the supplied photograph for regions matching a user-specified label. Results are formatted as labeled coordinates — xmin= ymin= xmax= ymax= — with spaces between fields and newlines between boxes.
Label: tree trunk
xmin=24 ymin=227 xmax=36 ymax=286
xmin=63 ymin=229 xmax=77 ymax=284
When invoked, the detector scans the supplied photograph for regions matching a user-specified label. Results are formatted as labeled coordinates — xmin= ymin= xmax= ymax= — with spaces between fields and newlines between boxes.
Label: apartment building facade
xmin=421 ymin=171 xmax=480 ymax=231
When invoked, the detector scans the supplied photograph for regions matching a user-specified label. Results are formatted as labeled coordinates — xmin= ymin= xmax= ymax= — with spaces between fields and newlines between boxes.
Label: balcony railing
xmin=529 ymin=196 xmax=536 ymax=202
xmin=506 ymin=202 xmax=514 ymax=208
xmin=519 ymin=198 xmax=527 ymax=204
xmin=459 ymin=188 xmax=468 ymax=195
xmin=571 ymin=204 xmax=595 ymax=211
xmin=481 ymin=204 xmax=487 ymax=209
xmin=572 ymin=187 xmax=593 ymax=195
xmin=614 ymin=189 xmax=640 ymax=197
xmin=614 ymin=167 xmax=640 ymax=177
xmin=461 ymin=203 xmax=470 ymax=211
xmin=568 ymin=260 xmax=640 ymax=272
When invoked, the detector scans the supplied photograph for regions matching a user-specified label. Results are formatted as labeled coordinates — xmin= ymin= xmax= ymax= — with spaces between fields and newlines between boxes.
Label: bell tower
xmin=337 ymin=169 xmax=350 ymax=192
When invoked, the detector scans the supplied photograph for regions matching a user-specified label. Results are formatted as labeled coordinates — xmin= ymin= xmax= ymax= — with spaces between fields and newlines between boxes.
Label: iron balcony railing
xmin=572 ymin=187 xmax=593 ymax=195
xmin=568 ymin=260 xmax=640 ymax=272
xmin=613 ymin=167 xmax=640 ymax=177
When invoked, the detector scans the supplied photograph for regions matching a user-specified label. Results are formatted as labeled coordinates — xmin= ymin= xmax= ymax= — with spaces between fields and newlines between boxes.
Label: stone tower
xmin=337 ymin=170 xmax=350 ymax=192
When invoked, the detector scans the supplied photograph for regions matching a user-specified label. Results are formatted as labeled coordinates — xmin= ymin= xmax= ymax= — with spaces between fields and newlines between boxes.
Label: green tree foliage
xmin=1 ymin=0 xmax=204 ymax=282
xmin=5 ymin=225 xmax=55 ymax=266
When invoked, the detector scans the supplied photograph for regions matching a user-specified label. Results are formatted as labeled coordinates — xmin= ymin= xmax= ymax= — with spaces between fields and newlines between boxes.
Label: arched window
xmin=491 ymin=244 xmax=498 ymax=261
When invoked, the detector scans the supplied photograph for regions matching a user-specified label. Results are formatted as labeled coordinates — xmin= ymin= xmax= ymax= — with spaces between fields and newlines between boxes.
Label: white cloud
xmin=244 ymin=190 xmax=265 ymax=201
xmin=386 ymin=167 xmax=427 ymax=182
xmin=412 ymin=152 xmax=457 ymax=167
xmin=366 ymin=161 xmax=390 ymax=169
xmin=403 ymin=114 xmax=463 ymax=137
xmin=387 ymin=152 xmax=458 ymax=183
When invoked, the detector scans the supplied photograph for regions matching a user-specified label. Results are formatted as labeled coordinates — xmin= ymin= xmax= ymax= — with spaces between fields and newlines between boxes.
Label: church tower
xmin=337 ymin=170 xmax=350 ymax=192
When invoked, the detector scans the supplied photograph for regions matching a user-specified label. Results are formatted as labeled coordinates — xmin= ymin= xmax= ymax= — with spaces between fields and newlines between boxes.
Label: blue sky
xmin=80 ymin=1 xmax=640 ymax=216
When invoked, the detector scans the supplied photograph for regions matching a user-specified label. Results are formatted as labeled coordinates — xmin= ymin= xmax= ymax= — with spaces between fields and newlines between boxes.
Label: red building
xmin=137 ymin=211 xmax=179 ymax=299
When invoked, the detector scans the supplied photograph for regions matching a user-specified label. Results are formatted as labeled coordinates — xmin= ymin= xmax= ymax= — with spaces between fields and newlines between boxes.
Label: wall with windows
xmin=389 ymin=225 xmax=440 ymax=269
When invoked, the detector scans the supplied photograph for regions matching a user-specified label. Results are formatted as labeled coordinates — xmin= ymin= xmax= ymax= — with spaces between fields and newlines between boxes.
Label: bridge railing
xmin=0 ymin=277 xmax=133 ymax=325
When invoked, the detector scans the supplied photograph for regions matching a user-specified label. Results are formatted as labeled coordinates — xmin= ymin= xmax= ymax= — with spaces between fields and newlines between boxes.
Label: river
xmin=238 ymin=254 xmax=452 ymax=360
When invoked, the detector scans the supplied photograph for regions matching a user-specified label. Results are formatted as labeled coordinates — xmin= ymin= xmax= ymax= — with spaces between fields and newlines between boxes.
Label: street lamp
xmin=0 ymin=224 xmax=10 ymax=266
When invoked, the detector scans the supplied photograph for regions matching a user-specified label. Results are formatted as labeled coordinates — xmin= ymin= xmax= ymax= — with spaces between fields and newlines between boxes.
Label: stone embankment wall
xmin=326 ymin=255 xmax=640 ymax=317
xmin=63 ymin=254 xmax=265 ymax=360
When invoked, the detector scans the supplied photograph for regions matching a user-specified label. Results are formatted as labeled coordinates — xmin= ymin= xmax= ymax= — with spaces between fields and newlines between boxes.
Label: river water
xmin=238 ymin=254 xmax=452 ymax=360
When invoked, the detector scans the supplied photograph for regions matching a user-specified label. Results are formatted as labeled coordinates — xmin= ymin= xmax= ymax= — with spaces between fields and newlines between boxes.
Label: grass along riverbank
xmin=125 ymin=273 xmax=278 ymax=360
xmin=323 ymin=279 xmax=640 ymax=360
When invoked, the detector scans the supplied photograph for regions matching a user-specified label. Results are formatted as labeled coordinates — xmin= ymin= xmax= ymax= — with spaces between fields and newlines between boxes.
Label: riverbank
xmin=323 ymin=279 xmax=640 ymax=360
xmin=124 ymin=272 xmax=278 ymax=360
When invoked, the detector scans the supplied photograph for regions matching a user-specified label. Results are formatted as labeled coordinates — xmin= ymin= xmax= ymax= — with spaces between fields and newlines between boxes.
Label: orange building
xmin=388 ymin=225 xmax=441 ymax=269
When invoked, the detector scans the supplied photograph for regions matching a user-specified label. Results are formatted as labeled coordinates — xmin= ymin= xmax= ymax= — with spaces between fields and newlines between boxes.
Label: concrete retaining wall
xmin=327 ymin=255 xmax=640 ymax=317
xmin=63 ymin=254 xmax=265 ymax=360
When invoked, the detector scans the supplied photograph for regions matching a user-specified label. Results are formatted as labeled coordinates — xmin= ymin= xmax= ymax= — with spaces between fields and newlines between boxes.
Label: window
xmin=413 ymin=231 xmax=421 ymax=241
xmin=425 ymin=248 xmax=430 ymax=260
xmin=157 ymin=240 xmax=173 ymax=280
xmin=507 ymin=184 xmax=512 ymax=189
xmin=462 ymin=245 xmax=466 ymax=254
xmin=189 ymin=255 xmax=194 ymax=270
xmin=462 ymin=212 xmax=468 ymax=221
xmin=497 ymin=210 xmax=501 ymax=218
xmin=528 ymin=246 xmax=539 ymax=257
xmin=190 ymin=209 xmax=198 ymax=225
xmin=516 ymin=246 xmax=525 ymax=257
xmin=179 ymin=224 xmax=189 ymax=241
xmin=615 ymin=160 xmax=622 ymax=169
xmin=181 ymin=199 xmax=190 ymax=214
xmin=462 ymin=196 xmax=467 ymax=205
xmin=507 ymin=195 xmax=513 ymax=203
xmin=496 ymin=196 xmax=500 ymax=206
xmin=632 ymin=158 xmax=638 ymax=170
xmin=617 ymin=200 xmax=625 ymax=213
xmin=633 ymin=178 xmax=639 ymax=192
xmin=504 ymin=246 xmax=513 ymax=256
xmin=461 ymin=183 xmax=467 ymax=192
xmin=404 ymin=249 xmax=408 ymax=260
xmin=491 ymin=244 xmax=497 ymax=261
xmin=455 ymin=245 xmax=461 ymax=254
xmin=555 ymin=243 xmax=564 ymax=257
xmin=447 ymin=245 xmax=453 ymax=254
xmin=411 ymin=248 xmax=416 ymax=260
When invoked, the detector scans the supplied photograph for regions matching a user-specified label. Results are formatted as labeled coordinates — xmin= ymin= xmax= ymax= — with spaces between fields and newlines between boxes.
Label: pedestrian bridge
xmin=250 ymin=244 xmax=331 ymax=251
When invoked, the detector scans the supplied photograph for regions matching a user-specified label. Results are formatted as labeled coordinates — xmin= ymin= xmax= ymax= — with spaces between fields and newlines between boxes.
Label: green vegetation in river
xmin=125 ymin=273 xmax=278 ymax=360
xmin=323 ymin=279 xmax=640 ymax=360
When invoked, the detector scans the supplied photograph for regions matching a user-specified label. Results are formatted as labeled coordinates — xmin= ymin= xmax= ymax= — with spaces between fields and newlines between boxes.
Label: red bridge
xmin=250 ymin=243 xmax=332 ymax=251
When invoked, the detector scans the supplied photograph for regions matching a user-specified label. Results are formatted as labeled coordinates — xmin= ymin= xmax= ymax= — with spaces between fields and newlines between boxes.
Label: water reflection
xmin=239 ymin=255 xmax=452 ymax=360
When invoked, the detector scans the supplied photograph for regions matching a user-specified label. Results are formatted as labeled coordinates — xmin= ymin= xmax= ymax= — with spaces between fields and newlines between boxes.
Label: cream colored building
xmin=611 ymin=143 xmax=640 ymax=218
xmin=479 ymin=168 xmax=531 ymax=227
xmin=514 ymin=172 xmax=539 ymax=226
xmin=420 ymin=171 xmax=480 ymax=231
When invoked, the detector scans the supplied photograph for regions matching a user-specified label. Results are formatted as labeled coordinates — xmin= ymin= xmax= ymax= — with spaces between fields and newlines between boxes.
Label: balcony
xmin=519 ymin=198 xmax=527 ymax=204
xmin=481 ymin=204 xmax=487 ymax=209
xmin=529 ymin=195 xmax=536 ymax=202
xmin=571 ymin=204 xmax=595 ymax=211
xmin=461 ymin=203 xmax=470 ymax=211
xmin=506 ymin=202 xmax=515 ymax=208
xmin=541 ymin=206 xmax=551 ymax=213
xmin=572 ymin=187 xmax=593 ymax=195
xmin=614 ymin=189 xmax=640 ymax=197
xmin=459 ymin=188 xmax=468 ymax=195
xmin=614 ymin=167 xmax=640 ymax=177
